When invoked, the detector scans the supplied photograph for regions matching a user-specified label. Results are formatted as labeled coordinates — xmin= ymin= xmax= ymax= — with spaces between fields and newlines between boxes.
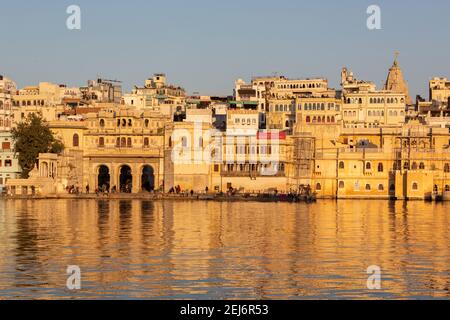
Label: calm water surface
xmin=0 ymin=199 xmax=449 ymax=299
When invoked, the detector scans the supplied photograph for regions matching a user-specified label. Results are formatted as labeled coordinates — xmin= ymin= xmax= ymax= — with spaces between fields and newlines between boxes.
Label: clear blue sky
xmin=1 ymin=0 xmax=450 ymax=98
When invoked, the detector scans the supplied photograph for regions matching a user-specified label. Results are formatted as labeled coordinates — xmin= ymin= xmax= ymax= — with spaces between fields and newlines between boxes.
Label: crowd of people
xmin=64 ymin=183 xmax=314 ymax=200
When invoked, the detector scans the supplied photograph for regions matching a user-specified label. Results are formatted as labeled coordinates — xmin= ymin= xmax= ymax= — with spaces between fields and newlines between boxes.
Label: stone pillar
xmin=111 ymin=165 xmax=118 ymax=190
xmin=132 ymin=164 xmax=139 ymax=194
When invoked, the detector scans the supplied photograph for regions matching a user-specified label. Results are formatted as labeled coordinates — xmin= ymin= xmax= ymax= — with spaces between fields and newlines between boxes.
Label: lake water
xmin=0 ymin=199 xmax=449 ymax=299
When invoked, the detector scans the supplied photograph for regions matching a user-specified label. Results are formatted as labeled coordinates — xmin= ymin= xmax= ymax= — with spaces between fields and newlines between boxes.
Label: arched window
xmin=145 ymin=119 xmax=149 ymax=127
xmin=306 ymin=116 xmax=311 ymax=123
xmin=339 ymin=161 xmax=345 ymax=169
xmin=144 ymin=137 xmax=149 ymax=147
xmin=127 ymin=138 xmax=132 ymax=147
xmin=116 ymin=137 xmax=120 ymax=147
xmin=412 ymin=182 xmax=419 ymax=190
xmin=378 ymin=163 xmax=384 ymax=172
xmin=128 ymin=119 xmax=132 ymax=127
xmin=117 ymin=119 xmax=121 ymax=127
xmin=412 ymin=162 xmax=418 ymax=170
xmin=316 ymin=183 xmax=322 ymax=191
xmin=366 ymin=162 xmax=372 ymax=170
xmin=378 ymin=184 xmax=384 ymax=191
xmin=419 ymin=162 xmax=425 ymax=170
xmin=444 ymin=163 xmax=450 ymax=173
xmin=446 ymin=185 xmax=450 ymax=192
xmin=122 ymin=119 xmax=126 ymax=127
xmin=404 ymin=162 xmax=410 ymax=170
xmin=99 ymin=137 xmax=105 ymax=147
xmin=365 ymin=184 xmax=371 ymax=191
xmin=99 ymin=119 xmax=105 ymax=127
xmin=339 ymin=181 xmax=345 ymax=189
xmin=121 ymin=137 xmax=126 ymax=147
xmin=73 ymin=134 xmax=79 ymax=147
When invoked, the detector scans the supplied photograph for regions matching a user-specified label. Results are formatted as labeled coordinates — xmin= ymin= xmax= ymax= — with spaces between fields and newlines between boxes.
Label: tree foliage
xmin=11 ymin=113 xmax=65 ymax=178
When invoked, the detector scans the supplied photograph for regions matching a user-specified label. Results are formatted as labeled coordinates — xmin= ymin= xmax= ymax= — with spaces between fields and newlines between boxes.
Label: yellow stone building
xmin=429 ymin=77 xmax=450 ymax=104
xmin=38 ymin=105 xmax=171 ymax=193
xmin=5 ymin=59 xmax=450 ymax=200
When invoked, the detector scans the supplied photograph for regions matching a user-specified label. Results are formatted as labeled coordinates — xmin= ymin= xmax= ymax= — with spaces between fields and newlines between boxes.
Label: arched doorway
xmin=98 ymin=165 xmax=110 ymax=191
xmin=141 ymin=165 xmax=155 ymax=192
xmin=119 ymin=165 xmax=132 ymax=193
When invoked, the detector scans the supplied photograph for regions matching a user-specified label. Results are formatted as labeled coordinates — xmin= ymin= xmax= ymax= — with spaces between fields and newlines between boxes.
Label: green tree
xmin=12 ymin=113 xmax=65 ymax=178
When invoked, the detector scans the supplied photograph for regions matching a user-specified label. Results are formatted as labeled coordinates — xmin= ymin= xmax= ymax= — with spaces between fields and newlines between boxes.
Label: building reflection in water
xmin=0 ymin=199 xmax=448 ymax=299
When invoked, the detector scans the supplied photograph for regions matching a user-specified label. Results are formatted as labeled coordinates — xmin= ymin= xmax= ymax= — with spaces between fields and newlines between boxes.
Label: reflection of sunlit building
xmin=0 ymin=199 xmax=449 ymax=299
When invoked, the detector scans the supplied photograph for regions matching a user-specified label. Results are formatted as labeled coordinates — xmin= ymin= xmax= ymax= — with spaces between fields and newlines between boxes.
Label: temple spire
xmin=384 ymin=52 xmax=412 ymax=105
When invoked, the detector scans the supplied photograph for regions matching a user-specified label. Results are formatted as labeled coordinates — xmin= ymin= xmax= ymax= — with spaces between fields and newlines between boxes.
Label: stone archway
xmin=141 ymin=165 xmax=155 ymax=192
xmin=98 ymin=165 xmax=110 ymax=191
xmin=119 ymin=165 xmax=133 ymax=193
